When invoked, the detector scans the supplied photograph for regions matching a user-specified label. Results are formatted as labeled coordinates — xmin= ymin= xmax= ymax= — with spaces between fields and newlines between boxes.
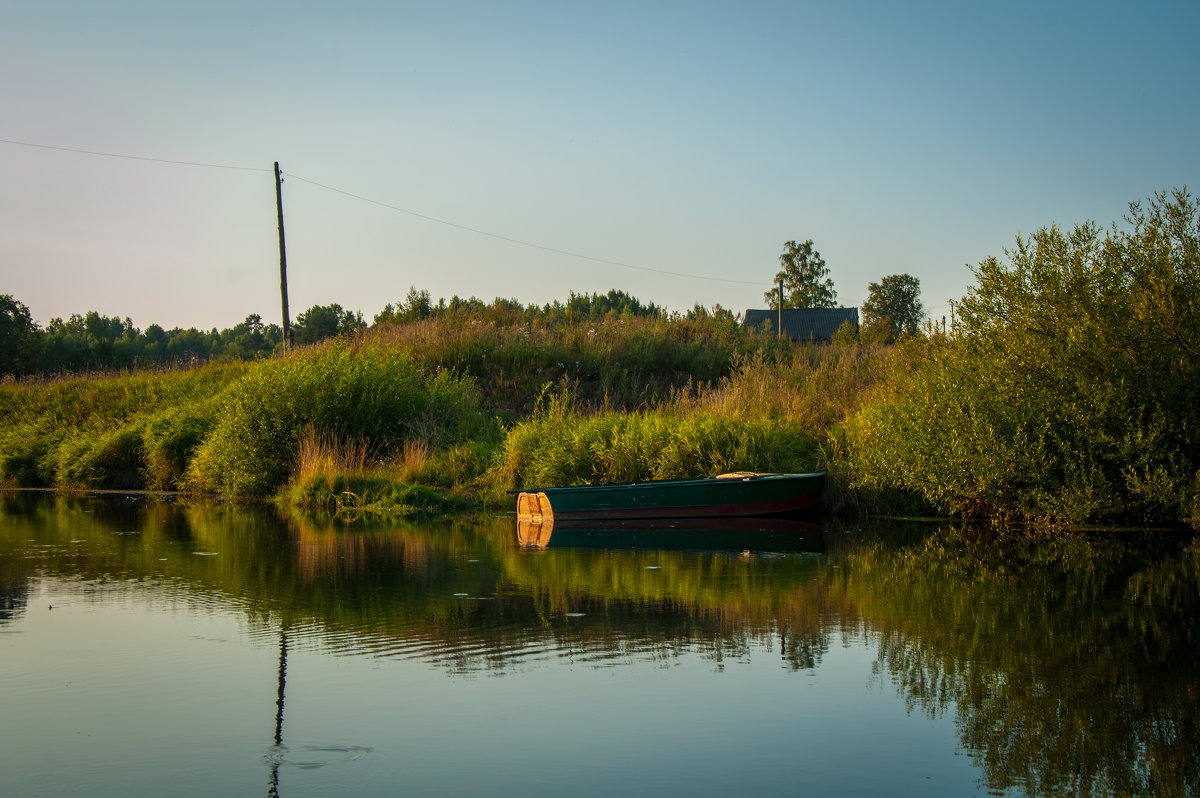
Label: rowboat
xmin=514 ymin=471 xmax=824 ymax=523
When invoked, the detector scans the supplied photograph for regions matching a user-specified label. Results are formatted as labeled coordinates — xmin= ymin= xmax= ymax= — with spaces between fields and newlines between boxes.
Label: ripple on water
xmin=265 ymin=744 xmax=373 ymax=769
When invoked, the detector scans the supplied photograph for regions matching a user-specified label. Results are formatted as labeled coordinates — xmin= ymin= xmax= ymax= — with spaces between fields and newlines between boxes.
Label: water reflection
xmin=0 ymin=492 xmax=1197 ymax=797
xmin=847 ymin=526 xmax=1200 ymax=797
xmin=516 ymin=514 xmax=824 ymax=553
xmin=268 ymin=630 xmax=287 ymax=798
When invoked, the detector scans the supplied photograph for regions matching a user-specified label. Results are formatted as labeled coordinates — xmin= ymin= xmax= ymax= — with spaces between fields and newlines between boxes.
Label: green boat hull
xmin=516 ymin=472 xmax=824 ymax=522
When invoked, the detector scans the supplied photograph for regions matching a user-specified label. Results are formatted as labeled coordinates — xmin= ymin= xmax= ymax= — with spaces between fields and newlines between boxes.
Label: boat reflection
xmin=516 ymin=515 xmax=824 ymax=553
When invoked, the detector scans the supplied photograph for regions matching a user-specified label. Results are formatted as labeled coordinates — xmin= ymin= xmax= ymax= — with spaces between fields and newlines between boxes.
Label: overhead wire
xmin=0 ymin=137 xmax=269 ymax=172
xmin=1 ymin=136 xmax=763 ymax=288
xmin=282 ymin=171 xmax=763 ymax=286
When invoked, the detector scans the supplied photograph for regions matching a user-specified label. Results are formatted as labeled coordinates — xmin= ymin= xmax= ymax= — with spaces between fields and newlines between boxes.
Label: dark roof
xmin=743 ymin=307 xmax=859 ymax=340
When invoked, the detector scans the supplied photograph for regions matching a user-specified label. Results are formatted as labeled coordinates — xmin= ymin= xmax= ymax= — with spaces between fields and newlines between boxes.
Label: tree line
xmin=0 ymin=289 xmax=673 ymax=377
xmin=3 ymin=246 xmax=925 ymax=377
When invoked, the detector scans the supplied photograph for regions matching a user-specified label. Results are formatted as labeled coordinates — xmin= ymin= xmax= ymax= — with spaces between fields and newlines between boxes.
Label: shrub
xmin=845 ymin=189 xmax=1200 ymax=526
xmin=186 ymin=339 xmax=483 ymax=496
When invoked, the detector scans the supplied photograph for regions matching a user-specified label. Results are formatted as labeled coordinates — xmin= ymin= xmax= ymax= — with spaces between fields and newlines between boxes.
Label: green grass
xmin=484 ymin=390 xmax=821 ymax=502
xmin=185 ymin=339 xmax=485 ymax=497
xmin=369 ymin=311 xmax=782 ymax=416
xmin=0 ymin=362 xmax=245 ymax=489
xmin=0 ymin=320 xmax=886 ymax=518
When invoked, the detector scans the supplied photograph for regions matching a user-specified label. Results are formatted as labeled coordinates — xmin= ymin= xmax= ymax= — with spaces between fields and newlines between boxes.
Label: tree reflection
xmin=844 ymin=526 xmax=1199 ymax=797
xmin=0 ymin=575 xmax=28 ymax=626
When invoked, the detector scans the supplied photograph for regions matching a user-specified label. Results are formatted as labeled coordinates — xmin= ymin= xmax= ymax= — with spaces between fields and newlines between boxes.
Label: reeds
xmin=487 ymin=399 xmax=820 ymax=494
xmin=294 ymin=426 xmax=374 ymax=481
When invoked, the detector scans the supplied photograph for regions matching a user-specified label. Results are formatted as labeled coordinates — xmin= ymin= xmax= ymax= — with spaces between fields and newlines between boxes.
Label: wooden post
xmin=275 ymin=162 xmax=293 ymax=348
xmin=777 ymin=279 xmax=784 ymax=338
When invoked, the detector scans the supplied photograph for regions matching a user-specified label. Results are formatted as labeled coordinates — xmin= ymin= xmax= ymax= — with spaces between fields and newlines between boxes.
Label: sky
xmin=3 ymin=0 xmax=1198 ymax=331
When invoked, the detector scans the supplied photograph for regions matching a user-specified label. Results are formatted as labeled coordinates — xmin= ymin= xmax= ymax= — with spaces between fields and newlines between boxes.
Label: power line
xmin=1 ymin=135 xmax=761 ymax=287
xmin=0 ymin=137 xmax=269 ymax=172
xmin=283 ymin=171 xmax=764 ymax=287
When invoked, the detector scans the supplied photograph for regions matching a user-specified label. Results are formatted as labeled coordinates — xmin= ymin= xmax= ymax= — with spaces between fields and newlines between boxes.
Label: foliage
xmin=279 ymin=472 xmax=465 ymax=518
xmin=0 ymin=295 xmax=40 ymax=376
xmin=1 ymin=305 xmax=285 ymax=374
xmin=371 ymin=310 xmax=765 ymax=417
xmin=141 ymin=406 xmax=219 ymax=490
xmin=218 ymin=314 xmax=283 ymax=358
xmin=682 ymin=348 xmax=882 ymax=430
xmin=764 ymin=239 xmax=837 ymax=309
xmin=6 ymin=289 xmax=675 ymax=377
xmin=54 ymin=425 xmax=146 ymax=489
xmin=292 ymin=303 xmax=365 ymax=345
xmin=376 ymin=287 xmax=664 ymax=326
xmin=844 ymin=189 xmax=1200 ymax=526
xmin=375 ymin=286 xmax=434 ymax=324
xmin=829 ymin=319 xmax=859 ymax=346
xmin=186 ymin=339 xmax=483 ymax=497
xmin=0 ymin=362 xmax=245 ymax=489
xmin=860 ymin=273 xmax=924 ymax=342
xmin=486 ymin=391 xmax=819 ymax=496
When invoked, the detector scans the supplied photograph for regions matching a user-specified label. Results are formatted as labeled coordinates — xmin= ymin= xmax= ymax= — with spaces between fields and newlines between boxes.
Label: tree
xmin=376 ymin=286 xmax=435 ymax=325
xmin=0 ymin=295 xmax=41 ymax=376
xmin=764 ymin=240 xmax=837 ymax=309
xmin=293 ymin=304 xmax=365 ymax=345
xmin=861 ymin=274 xmax=925 ymax=342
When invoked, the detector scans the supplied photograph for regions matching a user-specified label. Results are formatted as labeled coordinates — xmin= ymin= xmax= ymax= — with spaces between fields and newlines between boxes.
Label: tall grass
xmin=680 ymin=346 xmax=886 ymax=426
xmin=485 ymin=389 xmax=820 ymax=499
xmin=186 ymin=339 xmax=483 ymax=497
xmin=0 ymin=362 xmax=244 ymax=489
xmin=277 ymin=426 xmax=464 ymax=517
xmin=370 ymin=312 xmax=782 ymax=415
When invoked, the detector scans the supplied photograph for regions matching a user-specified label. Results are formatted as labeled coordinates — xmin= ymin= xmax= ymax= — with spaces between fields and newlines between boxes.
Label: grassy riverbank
xmin=0 ymin=319 xmax=876 ymax=513
xmin=2 ymin=190 xmax=1197 ymax=528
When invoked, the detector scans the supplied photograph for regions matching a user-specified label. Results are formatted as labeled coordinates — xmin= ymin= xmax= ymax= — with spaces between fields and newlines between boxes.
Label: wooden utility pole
xmin=777 ymin=278 xmax=787 ymax=338
xmin=274 ymin=162 xmax=293 ymax=348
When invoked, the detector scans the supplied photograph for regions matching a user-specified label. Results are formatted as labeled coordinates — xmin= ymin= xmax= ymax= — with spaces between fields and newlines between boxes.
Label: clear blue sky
xmin=4 ymin=1 xmax=1198 ymax=330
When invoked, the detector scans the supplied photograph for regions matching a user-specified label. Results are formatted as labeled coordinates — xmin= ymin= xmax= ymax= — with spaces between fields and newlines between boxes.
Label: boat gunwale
xmin=507 ymin=471 xmax=824 ymax=496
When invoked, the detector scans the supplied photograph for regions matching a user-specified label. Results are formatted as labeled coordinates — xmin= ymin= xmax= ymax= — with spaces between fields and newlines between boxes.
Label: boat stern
xmin=517 ymin=491 xmax=553 ymax=524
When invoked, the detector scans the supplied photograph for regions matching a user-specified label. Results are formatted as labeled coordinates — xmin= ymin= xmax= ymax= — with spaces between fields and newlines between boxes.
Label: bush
xmin=186 ymin=339 xmax=483 ymax=496
xmin=845 ymin=189 xmax=1200 ymax=526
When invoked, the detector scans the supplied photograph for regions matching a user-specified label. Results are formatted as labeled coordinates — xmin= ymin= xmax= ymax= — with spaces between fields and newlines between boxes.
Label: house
xmin=743 ymin=307 xmax=859 ymax=341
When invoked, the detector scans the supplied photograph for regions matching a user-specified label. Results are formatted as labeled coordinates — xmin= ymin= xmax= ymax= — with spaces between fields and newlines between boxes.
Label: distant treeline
xmin=0 ymin=288 xmax=710 ymax=376
xmin=373 ymin=286 xmax=670 ymax=326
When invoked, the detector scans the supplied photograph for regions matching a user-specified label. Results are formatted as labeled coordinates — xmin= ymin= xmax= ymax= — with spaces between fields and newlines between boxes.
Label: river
xmin=0 ymin=493 xmax=1195 ymax=797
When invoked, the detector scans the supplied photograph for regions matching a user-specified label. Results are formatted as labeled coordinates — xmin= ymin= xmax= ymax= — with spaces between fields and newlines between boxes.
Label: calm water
xmin=0 ymin=493 xmax=1195 ymax=797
